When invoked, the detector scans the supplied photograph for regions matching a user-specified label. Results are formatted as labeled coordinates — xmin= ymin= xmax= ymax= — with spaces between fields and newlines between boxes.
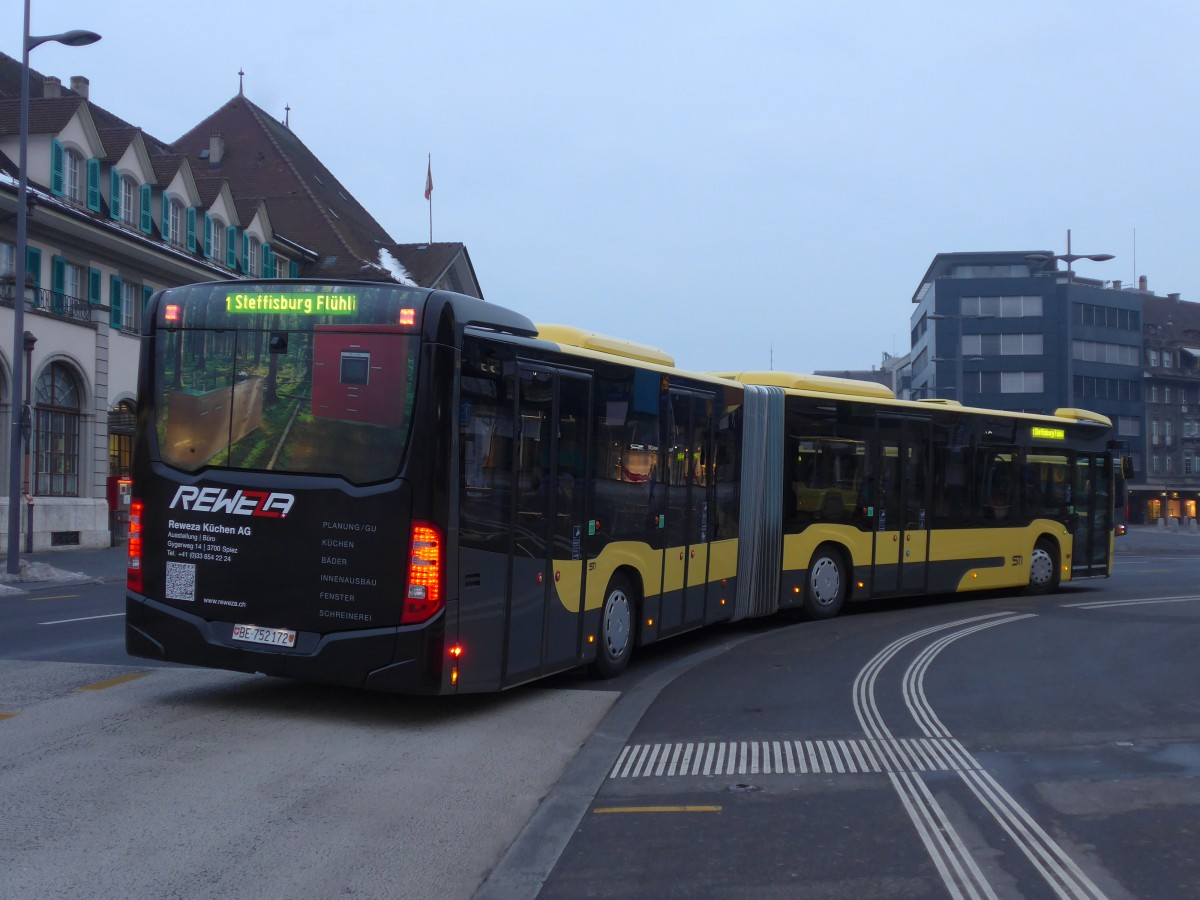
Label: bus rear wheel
xmin=591 ymin=574 xmax=636 ymax=678
xmin=1026 ymin=539 xmax=1060 ymax=595
xmin=804 ymin=546 xmax=847 ymax=620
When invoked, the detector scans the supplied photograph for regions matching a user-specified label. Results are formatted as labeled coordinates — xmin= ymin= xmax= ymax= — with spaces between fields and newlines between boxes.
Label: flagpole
xmin=425 ymin=153 xmax=433 ymax=243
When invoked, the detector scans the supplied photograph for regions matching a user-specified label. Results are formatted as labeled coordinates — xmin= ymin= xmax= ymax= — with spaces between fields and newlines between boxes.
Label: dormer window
xmin=64 ymin=150 xmax=83 ymax=203
xmin=246 ymin=236 xmax=260 ymax=276
xmin=167 ymin=198 xmax=185 ymax=247
xmin=120 ymin=176 xmax=138 ymax=227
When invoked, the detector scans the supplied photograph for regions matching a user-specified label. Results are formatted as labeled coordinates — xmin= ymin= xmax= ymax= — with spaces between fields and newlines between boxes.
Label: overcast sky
xmin=11 ymin=1 xmax=1199 ymax=374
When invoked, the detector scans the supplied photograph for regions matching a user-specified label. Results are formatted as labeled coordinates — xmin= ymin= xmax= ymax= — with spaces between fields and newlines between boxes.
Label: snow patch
xmin=366 ymin=248 xmax=417 ymax=286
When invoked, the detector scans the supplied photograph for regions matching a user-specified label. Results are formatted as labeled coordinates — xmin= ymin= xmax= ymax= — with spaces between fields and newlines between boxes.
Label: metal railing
xmin=0 ymin=284 xmax=96 ymax=323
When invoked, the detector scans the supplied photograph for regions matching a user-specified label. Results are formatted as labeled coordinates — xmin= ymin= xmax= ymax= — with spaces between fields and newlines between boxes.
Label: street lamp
xmin=928 ymin=313 xmax=993 ymax=402
xmin=1025 ymin=229 xmax=1114 ymax=409
xmin=1025 ymin=229 xmax=1114 ymax=282
xmin=6 ymin=1 xmax=101 ymax=574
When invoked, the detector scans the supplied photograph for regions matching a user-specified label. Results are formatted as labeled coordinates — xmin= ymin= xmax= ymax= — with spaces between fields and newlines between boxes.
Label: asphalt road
xmin=2 ymin=530 xmax=1198 ymax=898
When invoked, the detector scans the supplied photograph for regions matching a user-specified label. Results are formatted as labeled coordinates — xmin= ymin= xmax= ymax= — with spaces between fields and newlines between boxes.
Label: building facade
xmin=908 ymin=250 xmax=1142 ymax=446
xmin=1 ymin=55 xmax=482 ymax=553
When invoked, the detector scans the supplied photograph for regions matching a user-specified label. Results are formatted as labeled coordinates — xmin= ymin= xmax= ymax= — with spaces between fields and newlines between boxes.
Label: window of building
xmin=64 ymin=149 xmax=83 ymax=203
xmin=120 ymin=176 xmax=138 ymax=227
xmin=122 ymin=281 xmax=139 ymax=332
xmin=1 ymin=241 xmax=13 ymax=277
xmin=1150 ymin=385 xmax=1158 ymax=403
xmin=63 ymin=261 xmax=84 ymax=302
xmin=108 ymin=400 xmax=136 ymax=478
xmin=211 ymin=217 xmax=226 ymax=263
xmin=1166 ymin=420 xmax=1174 ymax=445
xmin=1117 ymin=416 xmax=1141 ymax=436
xmin=34 ymin=363 xmax=81 ymax=497
xmin=168 ymin=199 xmax=185 ymax=247
xmin=1148 ymin=348 xmax=1160 ymax=367
xmin=961 ymin=295 xmax=1042 ymax=318
xmin=1000 ymin=333 xmax=1043 ymax=355
xmin=1166 ymin=455 xmax=1174 ymax=474
xmin=1165 ymin=386 xmax=1173 ymax=405
xmin=1152 ymin=455 xmax=1161 ymax=475
xmin=1151 ymin=419 xmax=1160 ymax=445
xmin=1163 ymin=351 xmax=1173 ymax=369
xmin=1000 ymin=371 xmax=1043 ymax=393
xmin=247 ymin=236 xmax=259 ymax=276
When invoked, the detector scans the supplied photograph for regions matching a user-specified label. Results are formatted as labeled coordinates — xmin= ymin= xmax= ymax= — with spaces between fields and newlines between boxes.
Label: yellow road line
xmin=33 ymin=594 xmax=81 ymax=601
xmin=0 ymin=712 xmax=18 ymax=721
xmin=593 ymin=805 xmax=722 ymax=815
xmin=78 ymin=672 xmax=147 ymax=692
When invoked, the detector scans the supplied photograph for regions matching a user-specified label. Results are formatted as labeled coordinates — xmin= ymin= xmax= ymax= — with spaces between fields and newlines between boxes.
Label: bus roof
xmin=710 ymin=371 xmax=896 ymax=400
xmin=536 ymin=323 xmax=676 ymax=368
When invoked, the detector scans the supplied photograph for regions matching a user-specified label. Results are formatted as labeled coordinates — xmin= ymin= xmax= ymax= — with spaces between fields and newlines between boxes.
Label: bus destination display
xmin=225 ymin=293 xmax=358 ymax=315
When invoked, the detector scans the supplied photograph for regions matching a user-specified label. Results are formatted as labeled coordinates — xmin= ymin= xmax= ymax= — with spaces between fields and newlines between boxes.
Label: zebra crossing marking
xmin=609 ymin=737 xmax=979 ymax=779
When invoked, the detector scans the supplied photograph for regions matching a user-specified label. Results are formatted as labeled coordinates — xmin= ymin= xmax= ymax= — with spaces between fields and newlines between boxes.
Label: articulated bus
xmin=125 ymin=281 xmax=1127 ymax=694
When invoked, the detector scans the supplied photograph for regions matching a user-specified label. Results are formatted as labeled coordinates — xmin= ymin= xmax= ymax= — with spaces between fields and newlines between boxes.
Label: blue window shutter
xmin=26 ymin=247 xmax=41 ymax=289
xmin=110 ymin=275 xmax=123 ymax=328
xmin=50 ymin=139 xmax=64 ymax=196
xmin=86 ymin=159 xmax=101 ymax=211
xmin=161 ymin=194 xmax=170 ymax=241
xmin=88 ymin=268 xmax=101 ymax=305
xmin=226 ymin=226 xmax=237 ymax=268
xmin=51 ymin=255 xmax=66 ymax=311
xmin=289 ymin=260 xmax=299 ymax=278
xmin=140 ymin=184 xmax=153 ymax=234
xmin=110 ymin=170 xmax=121 ymax=220
xmin=186 ymin=207 xmax=197 ymax=252
xmin=262 ymin=244 xmax=274 ymax=278
xmin=242 ymin=232 xmax=251 ymax=274
xmin=203 ymin=213 xmax=213 ymax=258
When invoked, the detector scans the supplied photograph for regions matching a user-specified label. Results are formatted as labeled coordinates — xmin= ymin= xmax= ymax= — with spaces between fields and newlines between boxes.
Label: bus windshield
xmin=152 ymin=282 xmax=423 ymax=484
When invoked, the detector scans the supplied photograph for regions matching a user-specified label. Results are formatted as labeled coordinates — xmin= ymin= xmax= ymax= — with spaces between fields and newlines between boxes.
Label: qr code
xmin=165 ymin=561 xmax=196 ymax=602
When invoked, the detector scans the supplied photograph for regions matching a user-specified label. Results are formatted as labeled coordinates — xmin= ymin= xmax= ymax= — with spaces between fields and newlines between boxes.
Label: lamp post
xmin=1025 ymin=230 xmax=1114 ymax=409
xmin=6 ymin=0 xmax=100 ymax=574
xmin=928 ymin=313 xmax=993 ymax=402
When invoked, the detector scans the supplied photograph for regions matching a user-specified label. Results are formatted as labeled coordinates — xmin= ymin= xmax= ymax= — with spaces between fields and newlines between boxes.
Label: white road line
xmin=39 ymin=612 xmax=124 ymax=625
xmin=900 ymin=615 xmax=1108 ymax=900
xmin=1064 ymin=594 xmax=1200 ymax=610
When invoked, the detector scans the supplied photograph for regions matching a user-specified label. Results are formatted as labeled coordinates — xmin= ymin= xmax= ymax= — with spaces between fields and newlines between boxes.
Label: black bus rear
xmin=125 ymin=280 xmax=535 ymax=693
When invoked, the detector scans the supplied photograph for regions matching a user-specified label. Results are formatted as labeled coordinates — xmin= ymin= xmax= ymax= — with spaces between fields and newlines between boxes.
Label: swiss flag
xmin=424 ymin=157 xmax=433 ymax=201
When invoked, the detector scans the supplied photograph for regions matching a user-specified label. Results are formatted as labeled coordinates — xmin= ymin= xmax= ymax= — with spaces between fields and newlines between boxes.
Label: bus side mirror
xmin=1121 ymin=457 xmax=1135 ymax=480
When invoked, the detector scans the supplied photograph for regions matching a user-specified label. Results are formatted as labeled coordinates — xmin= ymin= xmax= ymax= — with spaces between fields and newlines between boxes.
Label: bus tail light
xmin=127 ymin=499 xmax=144 ymax=594
xmin=402 ymin=522 xmax=443 ymax=624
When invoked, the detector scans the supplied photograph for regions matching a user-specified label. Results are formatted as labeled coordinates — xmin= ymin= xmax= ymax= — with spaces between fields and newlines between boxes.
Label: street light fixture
xmin=1025 ymin=229 xmax=1114 ymax=409
xmin=928 ymin=313 xmax=993 ymax=403
xmin=6 ymin=0 xmax=101 ymax=575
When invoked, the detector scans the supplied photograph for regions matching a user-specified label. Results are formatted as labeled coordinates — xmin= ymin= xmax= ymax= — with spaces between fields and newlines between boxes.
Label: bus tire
xmin=804 ymin=545 xmax=847 ymax=620
xmin=591 ymin=573 xmax=636 ymax=678
xmin=1026 ymin=539 xmax=1060 ymax=595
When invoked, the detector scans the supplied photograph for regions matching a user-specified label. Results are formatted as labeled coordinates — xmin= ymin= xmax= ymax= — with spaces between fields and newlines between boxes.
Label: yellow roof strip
xmin=536 ymin=323 xmax=675 ymax=367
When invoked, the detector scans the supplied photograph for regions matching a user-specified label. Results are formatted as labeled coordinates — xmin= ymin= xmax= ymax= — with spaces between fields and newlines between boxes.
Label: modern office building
xmin=908 ymin=250 xmax=1143 ymax=447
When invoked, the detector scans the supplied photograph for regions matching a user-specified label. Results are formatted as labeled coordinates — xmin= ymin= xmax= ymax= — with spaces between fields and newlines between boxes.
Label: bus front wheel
xmin=804 ymin=546 xmax=847 ymax=620
xmin=591 ymin=574 xmax=636 ymax=678
xmin=1026 ymin=539 xmax=1060 ymax=595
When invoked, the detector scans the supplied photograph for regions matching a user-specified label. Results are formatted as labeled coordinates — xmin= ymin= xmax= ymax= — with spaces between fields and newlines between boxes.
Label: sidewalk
xmin=0 ymin=546 xmax=128 ymax=596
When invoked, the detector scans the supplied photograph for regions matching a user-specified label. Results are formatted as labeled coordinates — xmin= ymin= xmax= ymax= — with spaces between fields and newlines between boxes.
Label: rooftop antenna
xmin=284 ymin=104 xmax=290 ymax=128
xmin=238 ymin=68 xmax=244 ymax=96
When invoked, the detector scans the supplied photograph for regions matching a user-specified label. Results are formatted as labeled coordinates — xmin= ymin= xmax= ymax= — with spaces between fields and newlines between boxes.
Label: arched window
xmin=34 ymin=363 xmax=81 ymax=496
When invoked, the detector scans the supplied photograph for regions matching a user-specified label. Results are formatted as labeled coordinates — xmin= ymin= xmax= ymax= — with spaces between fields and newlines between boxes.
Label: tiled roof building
xmin=1 ymin=53 xmax=482 ymax=552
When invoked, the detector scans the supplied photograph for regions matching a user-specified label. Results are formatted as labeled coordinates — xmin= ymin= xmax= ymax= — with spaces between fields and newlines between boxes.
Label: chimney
xmin=209 ymin=132 xmax=224 ymax=166
xmin=43 ymin=76 xmax=61 ymax=99
xmin=70 ymin=76 xmax=89 ymax=99
xmin=1168 ymin=293 xmax=1181 ymax=301
xmin=1112 ymin=280 xmax=1121 ymax=291
xmin=1139 ymin=275 xmax=1148 ymax=291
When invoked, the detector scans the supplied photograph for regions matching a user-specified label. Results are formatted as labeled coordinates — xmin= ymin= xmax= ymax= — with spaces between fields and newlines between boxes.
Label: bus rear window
xmin=154 ymin=323 xmax=418 ymax=484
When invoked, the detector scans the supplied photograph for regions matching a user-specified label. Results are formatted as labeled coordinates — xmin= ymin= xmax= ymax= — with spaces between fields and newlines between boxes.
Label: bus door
xmin=504 ymin=364 xmax=592 ymax=684
xmin=873 ymin=416 xmax=931 ymax=595
xmin=660 ymin=388 xmax=715 ymax=634
xmin=1071 ymin=452 xmax=1112 ymax=577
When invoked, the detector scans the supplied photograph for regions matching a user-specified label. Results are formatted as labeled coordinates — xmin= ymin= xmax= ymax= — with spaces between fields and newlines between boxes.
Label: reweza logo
xmin=169 ymin=486 xmax=294 ymax=518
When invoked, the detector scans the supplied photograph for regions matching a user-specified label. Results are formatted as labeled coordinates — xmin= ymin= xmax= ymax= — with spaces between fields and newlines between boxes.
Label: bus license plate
xmin=232 ymin=624 xmax=297 ymax=648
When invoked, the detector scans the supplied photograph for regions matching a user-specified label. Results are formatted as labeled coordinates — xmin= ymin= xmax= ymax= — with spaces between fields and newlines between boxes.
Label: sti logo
xmin=169 ymin=486 xmax=294 ymax=518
